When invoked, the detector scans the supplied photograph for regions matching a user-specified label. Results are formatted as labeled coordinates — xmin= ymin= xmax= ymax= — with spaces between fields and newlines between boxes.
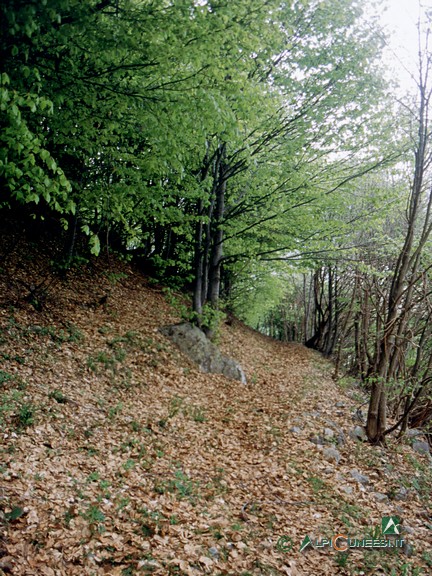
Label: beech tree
xmin=185 ymin=0 xmax=393 ymax=331
xmin=1 ymin=0 xmax=397 ymax=336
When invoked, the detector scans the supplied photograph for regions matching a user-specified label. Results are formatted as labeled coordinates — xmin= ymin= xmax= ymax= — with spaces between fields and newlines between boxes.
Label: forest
xmin=1 ymin=0 xmax=432 ymax=449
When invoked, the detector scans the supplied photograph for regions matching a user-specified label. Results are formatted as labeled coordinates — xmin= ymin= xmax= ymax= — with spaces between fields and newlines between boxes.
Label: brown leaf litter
xmin=0 ymin=245 xmax=431 ymax=575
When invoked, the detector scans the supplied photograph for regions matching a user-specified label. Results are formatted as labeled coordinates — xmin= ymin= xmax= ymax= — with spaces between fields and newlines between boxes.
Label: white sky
xmin=379 ymin=0 xmax=432 ymax=93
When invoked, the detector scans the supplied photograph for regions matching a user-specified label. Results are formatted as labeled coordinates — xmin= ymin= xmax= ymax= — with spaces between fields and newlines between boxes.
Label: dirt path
xmin=0 ymin=260 xmax=431 ymax=575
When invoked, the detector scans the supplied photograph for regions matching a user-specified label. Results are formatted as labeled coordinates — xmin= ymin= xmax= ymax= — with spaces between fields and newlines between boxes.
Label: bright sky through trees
xmin=381 ymin=0 xmax=432 ymax=92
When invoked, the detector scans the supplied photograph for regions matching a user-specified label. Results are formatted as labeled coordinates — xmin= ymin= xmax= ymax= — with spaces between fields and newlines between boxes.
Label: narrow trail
xmin=0 ymin=255 xmax=430 ymax=575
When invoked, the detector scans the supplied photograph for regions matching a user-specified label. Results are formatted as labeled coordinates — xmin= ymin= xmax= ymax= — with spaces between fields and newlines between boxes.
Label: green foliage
xmin=334 ymin=552 xmax=349 ymax=568
xmin=307 ymin=476 xmax=326 ymax=494
xmin=155 ymin=469 xmax=198 ymax=501
xmin=0 ymin=388 xmax=35 ymax=431
xmin=191 ymin=406 xmax=206 ymax=423
xmin=17 ymin=403 xmax=35 ymax=428
xmin=29 ymin=323 xmax=83 ymax=344
xmin=0 ymin=370 xmax=14 ymax=386
xmin=199 ymin=304 xmax=226 ymax=339
xmin=82 ymin=504 xmax=106 ymax=532
xmin=4 ymin=506 xmax=25 ymax=522
xmin=1 ymin=0 xmax=409 ymax=384
xmin=1 ymin=0 xmax=392 ymax=275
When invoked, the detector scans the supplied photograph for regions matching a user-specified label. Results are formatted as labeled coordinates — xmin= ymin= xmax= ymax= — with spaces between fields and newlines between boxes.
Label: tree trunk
xmin=191 ymin=140 xmax=227 ymax=334
xmin=207 ymin=174 xmax=226 ymax=308
xmin=366 ymin=55 xmax=431 ymax=443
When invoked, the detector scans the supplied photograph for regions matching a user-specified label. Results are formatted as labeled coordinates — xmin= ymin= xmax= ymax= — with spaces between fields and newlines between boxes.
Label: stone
xmin=406 ymin=428 xmax=423 ymax=437
xmin=412 ymin=440 xmax=430 ymax=455
xmin=350 ymin=469 xmax=369 ymax=484
xmin=323 ymin=428 xmax=334 ymax=438
xmin=351 ymin=409 xmax=365 ymax=424
xmin=289 ymin=426 xmax=302 ymax=434
xmin=402 ymin=542 xmax=414 ymax=557
xmin=309 ymin=434 xmax=325 ymax=446
xmin=335 ymin=401 xmax=345 ymax=408
xmin=393 ymin=487 xmax=409 ymax=501
xmin=160 ymin=323 xmax=246 ymax=383
xmin=349 ymin=426 xmax=367 ymax=442
xmin=373 ymin=492 xmax=388 ymax=503
xmin=324 ymin=419 xmax=343 ymax=433
xmin=323 ymin=447 xmax=341 ymax=464
xmin=337 ymin=432 xmax=346 ymax=446
xmin=341 ymin=485 xmax=353 ymax=494
xmin=209 ymin=547 xmax=219 ymax=558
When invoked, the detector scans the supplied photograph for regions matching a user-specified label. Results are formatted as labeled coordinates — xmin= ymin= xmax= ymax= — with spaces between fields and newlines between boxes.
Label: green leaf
xmin=5 ymin=506 xmax=25 ymax=521
xmin=89 ymin=234 xmax=100 ymax=256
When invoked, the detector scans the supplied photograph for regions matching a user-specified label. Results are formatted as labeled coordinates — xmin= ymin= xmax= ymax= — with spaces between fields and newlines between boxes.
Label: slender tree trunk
xmin=191 ymin=140 xmax=228 ymax=335
xmin=208 ymin=174 xmax=226 ymax=308
xmin=193 ymin=198 xmax=204 ymax=321
xmin=366 ymin=54 xmax=431 ymax=443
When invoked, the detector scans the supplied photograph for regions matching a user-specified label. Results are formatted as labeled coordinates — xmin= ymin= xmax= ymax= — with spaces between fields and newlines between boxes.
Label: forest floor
xmin=0 ymin=241 xmax=431 ymax=576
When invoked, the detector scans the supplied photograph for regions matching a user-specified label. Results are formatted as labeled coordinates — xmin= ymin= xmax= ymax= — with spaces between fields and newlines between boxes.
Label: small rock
xmin=350 ymin=469 xmax=369 ymax=484
xmin=401 ymin=525 xmax=414 ymax=535
xmin=373 ymin=492 xmax=388 ymax=503
xmin=402 ymin=542 xmax=414 ymax=557
xmin=337 ymin=432 xmax=346 ymax=446
xmin=406 ymin=428 xmax=422 ymax=437
xmin=289 ymin=426 xmax=302 ymax=434
xmin=325 ymin=419 xmax=342 ymax=431
xmin=349 ymin=426 xmax=367 ymax=442
xmin=309 ymin=435 xmax=325 ymax=446
xmin=323 ymin=428 xmax=334 ymax=438
xmin=412 ymin=440 xmax=430 ymax=455
xmin=335 ymin=401 xmax=345 ymax=408
xmin=392 ymin=487 xmax=409 ymax=501
xmin=323 ymin=447 xmax=341 ymax=464
xmin=351 ymin=409 xmax=365 ymax=424
xmin=341 ymin=485 xmax=353 ymax=494
xmin=209 ymin=547 xmax=219 ymax=558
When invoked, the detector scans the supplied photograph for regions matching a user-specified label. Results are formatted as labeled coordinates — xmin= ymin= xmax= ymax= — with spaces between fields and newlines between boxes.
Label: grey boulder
xmin=412 ymin=440 xmax=430 ymax=455
xmin=160 ymin=322 xmax=246 ymax=383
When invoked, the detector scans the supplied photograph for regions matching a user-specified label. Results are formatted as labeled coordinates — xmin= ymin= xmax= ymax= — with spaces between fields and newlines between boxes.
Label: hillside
xmin=0 ymin=242 xmax=431 ymax=576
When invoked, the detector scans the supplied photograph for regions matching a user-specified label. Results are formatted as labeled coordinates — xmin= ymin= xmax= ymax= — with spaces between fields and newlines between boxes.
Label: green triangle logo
xmin=382 ymin=516 xmax=401 ymax=535
xmin=300 ymin=535 xmax=313 ymax=552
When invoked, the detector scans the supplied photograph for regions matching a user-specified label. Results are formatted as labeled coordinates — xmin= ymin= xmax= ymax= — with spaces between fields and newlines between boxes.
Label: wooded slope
xmin=0 ymin=241 xmax=431 ymax=575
